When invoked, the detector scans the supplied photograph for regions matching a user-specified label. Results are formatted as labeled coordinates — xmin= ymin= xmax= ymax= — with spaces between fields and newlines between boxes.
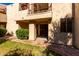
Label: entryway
xmin=36 ymin=24 xmax=48 ymax=38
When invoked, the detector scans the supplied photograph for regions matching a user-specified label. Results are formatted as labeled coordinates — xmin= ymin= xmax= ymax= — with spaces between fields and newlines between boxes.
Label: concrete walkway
xmin=48 ymin=44 xmax=79 ymax=56
xmin=0 ymin=36 xmax=48 ymax=47
xmin=9 ymin=39 xmax=48 ymax=48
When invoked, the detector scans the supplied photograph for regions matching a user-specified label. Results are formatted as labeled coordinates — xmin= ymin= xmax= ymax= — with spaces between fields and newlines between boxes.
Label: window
xmin=34 ymin=3 xmax=49 ymax=12
xmin=60 ymin=18 xmax=66 ymax=32
xmin=60 ymin=17 xmax=73 ymax=33
xmin=19 ymin=3 xmax=29 ymax=11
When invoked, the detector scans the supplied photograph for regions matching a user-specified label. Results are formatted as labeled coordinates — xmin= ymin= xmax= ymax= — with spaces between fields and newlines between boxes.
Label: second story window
xmin=19 ymin=3 xmax=29 ymax=11
xmin=34 ymin=3 xmax=49 ymax=12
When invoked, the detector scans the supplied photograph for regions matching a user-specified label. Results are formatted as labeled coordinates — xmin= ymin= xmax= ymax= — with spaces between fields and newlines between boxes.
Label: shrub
xmin=5 ymin=44 xmax=45 ymax=56
xmin=43 ymin=48 xmax=61 ymax=56
xmin=0 ymin=39 xmax=7 ymax=44
xmin=16 ymin=28 xmax=29 ymax=39
xmin=0 ymin=28 xmax=7 ymax=37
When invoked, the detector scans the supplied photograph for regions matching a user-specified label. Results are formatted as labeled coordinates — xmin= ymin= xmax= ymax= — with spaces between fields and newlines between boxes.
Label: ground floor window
xmin=60 ymin=17 xmax=73 ymax=33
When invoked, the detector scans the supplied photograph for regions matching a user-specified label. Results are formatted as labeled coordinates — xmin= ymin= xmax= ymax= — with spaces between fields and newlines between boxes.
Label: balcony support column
xmin=29 ymin=24 xmax=36 ymax=40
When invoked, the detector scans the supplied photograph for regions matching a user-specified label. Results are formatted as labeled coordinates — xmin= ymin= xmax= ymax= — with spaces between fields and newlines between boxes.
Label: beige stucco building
xmin=0 ymin=5 xmax=7 ymax=28
xmin=1 ymin=3 xmax=79 ymax=49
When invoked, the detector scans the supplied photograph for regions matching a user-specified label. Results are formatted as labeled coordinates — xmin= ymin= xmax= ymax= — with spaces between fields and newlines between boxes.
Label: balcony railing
xmin=19 ymin=3 xmax=52 ymax=15
xmin=17 ymin=3 xmax=52 ymax=21
xmin=28 ymin=3 xmax=52 ymax=15
xmin=28 ymin=9 xmax=51 ymax=15
xmin=0 ymin=9 xmax=6 ymax=14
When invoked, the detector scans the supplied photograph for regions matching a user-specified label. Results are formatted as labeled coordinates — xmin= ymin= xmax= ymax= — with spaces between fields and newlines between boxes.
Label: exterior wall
xmin=16 ymin=3 xmax=52 ymax=21
xmin=49 ymin=3 xmax=72 ymax=45
xmin=16 ymin=22 xmax=29 ymax=29
xmin=16 ymin=11 xmax=52 ymax=21
xmin=17 ymin=9 xmax=29 ymax=20
xmin=6 ymin=3 xmax=73 ymax=44
xmin=74 ymin=4 xmax=79 ymax=48
xmin=6 ymin=3 xmax=37 ymax=39
xmin=6 ymin=3 xmax=29 ymax=36
xmin=0 ymin=13 xmax=7 ymax=28
xmin=0 ymin=13 xmax=7 ymax=22
xmin=29 ymin=24 xmax=36 ymax=40
xmin=0 ymin=5 xmax=6 ymax=14
xmin=6 ymin=4 xmax=20 ymax=36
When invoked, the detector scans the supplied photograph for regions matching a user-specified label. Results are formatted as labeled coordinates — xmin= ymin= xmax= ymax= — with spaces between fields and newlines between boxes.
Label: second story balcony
xmin=0 ymin=5 xmax=7 ymax=22
xmin=0 ymin=13 xmax=7 ymax=22
xmin=29 ymin=3 xmax=52 ymax=14
xmin=17 ymin=3 xmax=52 ymax=21
xmin=0 ymin=5 xmax=6 ymax=14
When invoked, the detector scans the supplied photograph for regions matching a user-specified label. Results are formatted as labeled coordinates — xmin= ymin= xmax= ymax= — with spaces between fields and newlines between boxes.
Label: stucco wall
xmin=49 ymin=3 xmax=72 ymax=45
xmin=74 ymin=4 xmax=79 ymax=48
xmin=6 ymin=3 xmax=32 ymax=37
xmin=16 ymin=21 xmax=29 ymax=29
xmin=6 ymin=4 xmax=20 ymax=36
xmin=6 ymin=3 xmax=73 ymax=44
xmin=0 ymin=13 xmax=7 ymax=22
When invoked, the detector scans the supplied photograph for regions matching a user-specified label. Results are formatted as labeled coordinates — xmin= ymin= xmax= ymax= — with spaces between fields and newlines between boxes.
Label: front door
xmin=36 ymin=24 xmax=48 ymax=38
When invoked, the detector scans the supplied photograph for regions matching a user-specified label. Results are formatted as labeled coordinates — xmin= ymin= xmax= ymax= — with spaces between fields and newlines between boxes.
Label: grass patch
xmin=0 ymin=40 xmax=45 ymax=56
xmin=0 ymin=40 xmax=60 ymax=56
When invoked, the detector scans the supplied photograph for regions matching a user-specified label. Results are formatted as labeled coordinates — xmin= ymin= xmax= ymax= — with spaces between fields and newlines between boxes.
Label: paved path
xmin=48 ymin=44 xmax=79 ymax=56
xmin=10 ymin=39 xmax=48 ymax=48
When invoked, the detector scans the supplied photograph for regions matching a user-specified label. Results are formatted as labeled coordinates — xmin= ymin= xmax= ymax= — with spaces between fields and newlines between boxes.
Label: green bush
xmin=0 ymin=28 xmax=7 ymax=37
xmin=43 ymin=48 xmax=61 ymax=56
xmin=16 ymin=28 xmax=29 ymax=39
xmin=0 ymin=39 xmax=7 ymax=44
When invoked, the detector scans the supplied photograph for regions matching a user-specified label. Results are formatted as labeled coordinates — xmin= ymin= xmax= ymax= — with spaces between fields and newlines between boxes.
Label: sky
xmin=0 ymin=3 xmax=13 ymax=5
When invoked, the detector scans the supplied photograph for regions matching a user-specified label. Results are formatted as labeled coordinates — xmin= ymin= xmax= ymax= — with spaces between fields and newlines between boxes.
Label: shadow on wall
xmin=48 ymin=21 xmax=72 ymax=46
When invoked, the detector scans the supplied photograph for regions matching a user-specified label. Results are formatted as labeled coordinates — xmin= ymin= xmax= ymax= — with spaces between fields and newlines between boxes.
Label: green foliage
xmin=0 ymin=39 xmax=7 ymax=44
xmin=5 ymin=47 xmax=60 ymax=56
xmin=31 ymin=48 xmax=44 ymax=56
xmin=4 ymin=42 xmax=45 ymax=56
xmin=0 ymin=27 xmax=7 ymax=37
xmin=5 ymin=48 xmax=32 ymax=56
xmin=16 ymin=28 xmax=29 ymax=39
xmin=5 ymin=48 xmax=45 ymax=56
xmin=0 ymin=40 xmax=60 ymax=56
xmin=43 ymin=48 xmax=61 ymax=56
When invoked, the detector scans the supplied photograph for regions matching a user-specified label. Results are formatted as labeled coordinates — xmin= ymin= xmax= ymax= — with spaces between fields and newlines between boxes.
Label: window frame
xmin=60 ymin=17 xmax=73 ymax=33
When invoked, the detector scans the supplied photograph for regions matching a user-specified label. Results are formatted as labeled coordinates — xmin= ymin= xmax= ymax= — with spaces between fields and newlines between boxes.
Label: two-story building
xmin=0 ymin=5 xmax=7 ymax=28
xmin=4 ymin=3 xmax=79 ymax=49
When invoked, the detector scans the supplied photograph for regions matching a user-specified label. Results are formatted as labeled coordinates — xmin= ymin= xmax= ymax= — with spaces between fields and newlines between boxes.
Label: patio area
xmin=48 ymin=43 xmax=79 ymax=56
xmin=0 ymin=35 xmax=48 ymax=48
xmin=1 ymin=35 xmax=79 ymax=56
